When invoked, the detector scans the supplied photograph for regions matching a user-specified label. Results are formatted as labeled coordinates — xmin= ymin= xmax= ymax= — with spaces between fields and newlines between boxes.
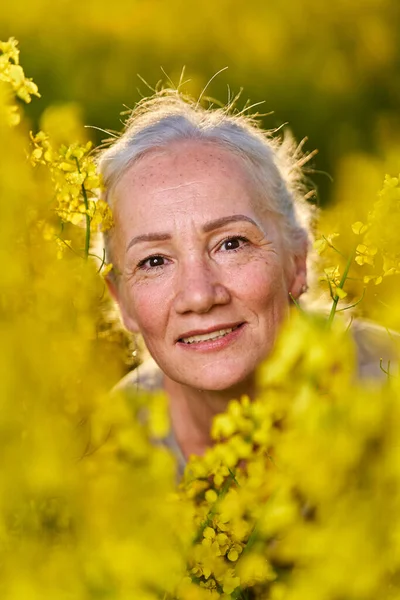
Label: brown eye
xmin=224 ymin=239 xmax=240 ymax=250
xmin=148 ymin=256 xmax=164 ymax=267
xmin=138 ymin=255 xmax=165 ymax=270
xmin=220 ymin=236 xmax=248 ymax=251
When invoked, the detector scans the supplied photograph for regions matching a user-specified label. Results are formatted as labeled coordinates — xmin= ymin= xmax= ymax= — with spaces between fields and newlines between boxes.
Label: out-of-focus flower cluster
xmin=313 ymin=173 xmax=400 ymax=325
xmin=353 ymin=175 xmax=400 ymax=282
xmin=175 ymin=314 xmax=400 ymax=600
xmin=2 ymin=37 xmax=400 ymax=600
xmin=30 ymin=131 xmax=113 ymax=261
xmin=0 ymin=37 xmax=40 ymax=125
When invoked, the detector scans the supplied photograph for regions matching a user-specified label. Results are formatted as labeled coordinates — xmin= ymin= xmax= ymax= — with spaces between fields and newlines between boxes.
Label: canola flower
xmin=30 ymin=131 xmax=113 ymax=261
xmin=2 ymin=36 xmax=400 ymax=600
xmin=314 ymin=174 xmax=400 ymax=325
xmin=176 ymin=313 xmax=400 ymax=600
xmin=0 ymin=37 xmax=40 ymax=125
xmin=353 ymin=175 xmax=400 ymax=281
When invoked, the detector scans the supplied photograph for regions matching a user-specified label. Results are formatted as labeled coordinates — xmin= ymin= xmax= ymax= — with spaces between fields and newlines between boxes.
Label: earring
xmin=132 ymin=336 xmax=140 ymax=391
xmin=132 ymin=335 xmax=138 ymax=359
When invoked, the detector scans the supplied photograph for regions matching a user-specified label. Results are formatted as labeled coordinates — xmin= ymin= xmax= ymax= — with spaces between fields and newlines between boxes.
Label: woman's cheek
xmin=232 ymin=256 xmax=281 ymax=294
xmin=130 ymin=281 xmax=171 ymax=333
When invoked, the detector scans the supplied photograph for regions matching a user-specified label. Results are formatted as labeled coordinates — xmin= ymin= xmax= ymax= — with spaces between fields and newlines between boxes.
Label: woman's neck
xmin=164 ymin=376 xmax=255 ymax=460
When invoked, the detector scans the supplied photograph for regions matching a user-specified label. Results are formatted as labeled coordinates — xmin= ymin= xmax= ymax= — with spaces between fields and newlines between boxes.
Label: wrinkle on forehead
xmin=155 ymin=181 xmax=202 ymax=193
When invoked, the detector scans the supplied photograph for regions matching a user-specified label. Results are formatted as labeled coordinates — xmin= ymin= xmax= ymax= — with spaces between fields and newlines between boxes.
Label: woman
xmin=98 ymin=90 xmax=311 ymax=468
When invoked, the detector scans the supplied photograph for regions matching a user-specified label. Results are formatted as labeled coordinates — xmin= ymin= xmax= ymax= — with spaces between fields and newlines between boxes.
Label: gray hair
xmin=97 ymin=90 xmax=314 ymax=274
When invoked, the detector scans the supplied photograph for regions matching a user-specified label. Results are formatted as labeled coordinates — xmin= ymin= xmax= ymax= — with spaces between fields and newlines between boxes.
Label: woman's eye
xmin=220 ymin=236 xmax=248 ymax=251
xmin=138 ymin=255 xmax=165 ymax=269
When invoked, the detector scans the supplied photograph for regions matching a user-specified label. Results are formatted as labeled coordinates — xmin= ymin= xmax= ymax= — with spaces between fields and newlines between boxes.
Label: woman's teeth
xmin=181 ymin=327 xmax=237 ymax=344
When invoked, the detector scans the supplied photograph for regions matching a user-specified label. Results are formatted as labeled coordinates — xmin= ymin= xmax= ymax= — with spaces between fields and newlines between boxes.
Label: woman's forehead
xmin=113 ymin=144 xmax=265 ymax=233
xmin=116 ymin=140 xmax=254 ymax=192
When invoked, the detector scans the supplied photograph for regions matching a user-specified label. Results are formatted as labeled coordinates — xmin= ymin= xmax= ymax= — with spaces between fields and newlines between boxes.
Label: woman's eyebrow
xmin=202 ymin=214 xmax=259 ymax=232
xmin=126 ymin=232 xmax=171 ymax=252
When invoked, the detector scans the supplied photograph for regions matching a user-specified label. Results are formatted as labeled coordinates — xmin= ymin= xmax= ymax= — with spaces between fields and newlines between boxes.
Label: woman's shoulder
xmin=112 ymin=357 xmax=164 ymax=393
xmin=349 ymin=318 xmax=399 ymax=380
xmin=112 ymin=358 xmax=187 ymax=479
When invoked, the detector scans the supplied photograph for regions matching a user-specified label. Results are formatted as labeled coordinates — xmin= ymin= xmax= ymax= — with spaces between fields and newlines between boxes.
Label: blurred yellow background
xmin=2 ymin=0 xmax=399 ymax=210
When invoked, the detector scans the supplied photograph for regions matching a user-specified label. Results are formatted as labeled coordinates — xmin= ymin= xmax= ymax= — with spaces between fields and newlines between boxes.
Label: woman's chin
xmin=173 ymin=366 xmax=257 ymax=397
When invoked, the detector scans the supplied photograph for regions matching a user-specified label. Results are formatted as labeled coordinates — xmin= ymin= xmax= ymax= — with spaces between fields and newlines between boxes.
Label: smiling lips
xmin=178 ymin=323 xmax=243 ymax=345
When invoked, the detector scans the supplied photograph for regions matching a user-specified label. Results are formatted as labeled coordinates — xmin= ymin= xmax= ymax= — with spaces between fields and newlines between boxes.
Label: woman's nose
xmin=173 ymin=258 xmax=231 ymax=314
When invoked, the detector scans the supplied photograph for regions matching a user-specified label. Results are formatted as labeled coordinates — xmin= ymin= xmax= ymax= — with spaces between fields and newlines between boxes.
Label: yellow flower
xmin=355 ymin=243 xmax=378 ymax=266
xmin=352 ymin=221 xmax=369 ymax=235
xmin=0 ymin=37 xmax=40 ymax=125
xmin=363 ymin=274 xmax=383 ymax=285
xmin=205 ymin=489 xmax=218 ymax=504
xmin=320 ymin=265 xmax=348 ymax=299
xmin=237 ymin=553 xmax=276 ymax=586
xmin=203 ymin=527 xmax=216 ymax=540
xmin=211 ymin=413 xmax=236 ymax=440
xmin=221 ymin=571 xmax=241 ymax=594
xmin=227 ymin=548 xmax=239 ymax=562
xmin=313 ymin=232 xmax=339 ymax=255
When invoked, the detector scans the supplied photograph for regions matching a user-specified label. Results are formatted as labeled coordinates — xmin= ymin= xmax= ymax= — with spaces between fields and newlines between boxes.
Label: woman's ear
xmin=288 ymin=248 xmax=308 ymax=300
xmin=105 ymin=275 xmax=119 ymax=304
xmin=106 ymin=276 xmax=141 ymax=333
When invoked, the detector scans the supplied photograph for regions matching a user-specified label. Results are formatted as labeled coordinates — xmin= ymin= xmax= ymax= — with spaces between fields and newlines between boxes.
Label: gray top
xmin=113 ymin=359 xmax=187 ymax=478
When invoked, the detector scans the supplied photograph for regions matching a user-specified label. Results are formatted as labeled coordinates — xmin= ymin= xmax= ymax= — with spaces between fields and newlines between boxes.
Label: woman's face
xmin=110 ymin=140 xmax=306 ymax=393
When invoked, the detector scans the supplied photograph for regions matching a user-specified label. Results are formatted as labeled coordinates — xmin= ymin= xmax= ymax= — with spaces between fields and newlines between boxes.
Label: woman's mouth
xmin=178 ymin=324 xmax=243 ymax=345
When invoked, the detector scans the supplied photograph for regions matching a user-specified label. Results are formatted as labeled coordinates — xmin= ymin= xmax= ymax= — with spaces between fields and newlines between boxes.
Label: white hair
xmin=97 ymin=90 xmax=314 ymax=275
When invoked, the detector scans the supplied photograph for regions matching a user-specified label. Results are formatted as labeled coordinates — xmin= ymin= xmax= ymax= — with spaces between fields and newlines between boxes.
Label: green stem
xmin=322 ymin=236 xmax=347 ymax=258
xmin=75 ymin=157 xmax=91 ymax=258
xmin=336 ymin=287 xmax=366 ymax=312
xmin=327 ymin=247 xmax=356 ymax=327
xmin=289 ymin=292 xmax=306 ymax=313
